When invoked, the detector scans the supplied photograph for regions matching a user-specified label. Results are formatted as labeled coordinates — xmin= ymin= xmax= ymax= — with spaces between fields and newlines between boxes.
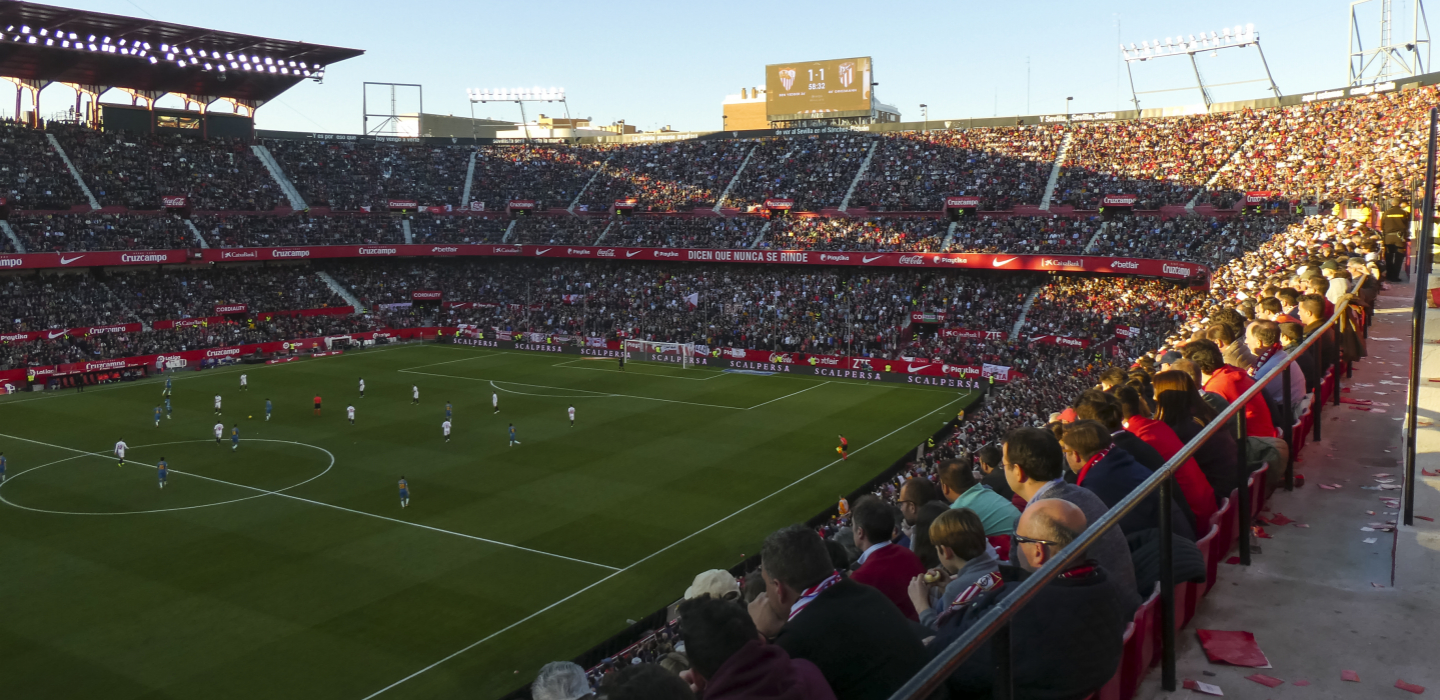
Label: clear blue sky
xmin=8 ymin=0 xmax=1423 ymax=134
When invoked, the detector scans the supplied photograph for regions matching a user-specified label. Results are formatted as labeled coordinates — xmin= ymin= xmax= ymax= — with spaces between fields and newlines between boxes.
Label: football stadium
xmin=2 ymin=1 xmax=1440 ymax=699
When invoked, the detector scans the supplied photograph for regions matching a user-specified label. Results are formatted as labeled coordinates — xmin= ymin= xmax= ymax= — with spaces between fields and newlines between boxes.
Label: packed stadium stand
xmin=2 ymin=55 xmax=1436 ymax=700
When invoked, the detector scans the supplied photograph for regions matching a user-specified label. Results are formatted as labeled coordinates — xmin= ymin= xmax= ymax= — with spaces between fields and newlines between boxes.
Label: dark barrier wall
xmin=101 ymin=104 xmax=255 ymax=137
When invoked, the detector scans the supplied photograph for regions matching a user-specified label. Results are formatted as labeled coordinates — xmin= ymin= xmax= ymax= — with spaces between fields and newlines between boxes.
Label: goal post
xmin=620 ymin=340 xmax=697 ymax=368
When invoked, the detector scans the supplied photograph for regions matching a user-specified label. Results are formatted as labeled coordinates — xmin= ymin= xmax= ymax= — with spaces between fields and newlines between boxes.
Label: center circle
xmin=0 ymin=439 xmax=334 ymax=516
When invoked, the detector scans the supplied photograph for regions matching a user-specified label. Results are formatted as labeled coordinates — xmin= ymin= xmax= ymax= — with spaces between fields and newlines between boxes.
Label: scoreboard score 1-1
xmin=765 ymin=56 xmax=872 ymax=119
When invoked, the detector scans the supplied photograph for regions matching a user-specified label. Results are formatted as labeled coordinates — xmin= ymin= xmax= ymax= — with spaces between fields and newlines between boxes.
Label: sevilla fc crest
xmin=778 ymin=68 xmax=796 ymax=90
xmin=838 ymin=62 xmax=854 ymax=87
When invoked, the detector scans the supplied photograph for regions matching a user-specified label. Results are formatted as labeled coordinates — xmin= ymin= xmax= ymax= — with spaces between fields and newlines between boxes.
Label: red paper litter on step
xmin=1423 ymin=469 xmax=1440 ymax=477
xmin=1417 ymin=516 xmax=1435 ymax=522
xmin=1396 ymin=680 xmax=1427 ymax=694
xmin=1196 ymin=630 xmax=1271 ymax=667
xmin=1293 ymin=679 xmax=1311 ymax=686
xmin=1342 ymin=670 xmax=1361 ymax=682
xmin=1341 ymin=397 xmax=1373 ymax=405
xmin=1268 ymin=513 xmax=1295 ymax=525
xmin=1246 ymin=674 xmax=1285 ymax=688
xmin=1252 ymin=526 xmax=1273 ymax=539
xmin=1349 ymin=405 xmax=1373 ymax=411
xmin=1225 ymin=556 xmax=1241 ymax=565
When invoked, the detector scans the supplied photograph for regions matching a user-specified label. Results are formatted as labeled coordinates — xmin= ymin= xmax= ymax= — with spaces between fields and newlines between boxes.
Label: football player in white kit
xmin=568 ymin=404 xmax=576 ymax=427
xmin=114 ymin=439 xmax=129 ymax=467
xmin=442 ymin=420 xmax=452 ymax=443
xmin=492 ymin=392 xmax=499 ymax=414
xmin=214 ymin=422 xmax=225 ymax=445
xmin=213 ymin=394 xmax=222 ymax=415
xmin=239 ymin=373 xmax=248 ymax=391
xmin=347 ymin=405 xmax=356 ymax=424
xmin=412 ymin=385 xmax=420 ymax=405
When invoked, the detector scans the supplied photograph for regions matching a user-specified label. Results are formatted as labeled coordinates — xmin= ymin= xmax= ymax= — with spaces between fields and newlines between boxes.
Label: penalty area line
xmin=357 ymin=393 xmax=966 ymax=699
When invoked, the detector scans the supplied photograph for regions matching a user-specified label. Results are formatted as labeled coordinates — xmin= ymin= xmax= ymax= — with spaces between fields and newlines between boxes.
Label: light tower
xmin=1347 ymin=0 xmax=1431 ymax=86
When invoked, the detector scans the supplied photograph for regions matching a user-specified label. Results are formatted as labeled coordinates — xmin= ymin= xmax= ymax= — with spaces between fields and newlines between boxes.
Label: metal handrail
xmin=889 ymin=276 xmax=1365 ymax=700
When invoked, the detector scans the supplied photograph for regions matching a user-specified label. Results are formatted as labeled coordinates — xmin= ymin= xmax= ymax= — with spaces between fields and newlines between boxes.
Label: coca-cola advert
xmin=412 ymin=290 xmax=443 ymax=301
xmin=387 ymin=199 xmax=419 ymax=210
xmin=944 ymin=196 xmax=982 ymax=208
xmin=763 ymin=198 xmax=795 ymax=210
xmin=215 ymin=304 xmax=248 ymax=314
xmin=161 ymin=195 xmax=189 ymax=209
xmin=508 ymin=200 xmax=537 ymax=210
xmin=1101 ymin=194 xmax=1138 ymax=207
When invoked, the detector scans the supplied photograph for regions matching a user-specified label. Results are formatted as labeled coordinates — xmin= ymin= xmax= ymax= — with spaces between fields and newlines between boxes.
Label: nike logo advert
xmin=627 ymin=250 xmax=642 ymax=257
xmin=863 ymin=255 xmax=883 ymax=263
xmin=535 ymin=248 xmax=552 ymax=255
xmin=60 ymin=255 xmax=84 ymax=265
xmin=906 ymin=364 xmax=931 ymax=373
xmin=48 ymin=330 xmax=67 ymax=339
xmin=992 ymin=257 xmax=1017 ymax=267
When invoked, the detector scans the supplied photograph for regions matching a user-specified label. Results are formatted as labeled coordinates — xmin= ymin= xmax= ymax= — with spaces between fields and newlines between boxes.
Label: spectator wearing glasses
xmin=1001 ymin=427 xmax=1140 ymax=608
xmin=896 ymin=477 xmax=944 ymax=543
xmin=930 ymin=499 xmax=1128 ymax=700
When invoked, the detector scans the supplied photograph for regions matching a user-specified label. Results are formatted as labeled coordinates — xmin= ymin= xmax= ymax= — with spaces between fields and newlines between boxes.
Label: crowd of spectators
xmin=263 ymin=139 xmax=472 ymax=211
xmin=1054 ymin=111 xmax=1269 ymax=210
xmin=1206 ymin=86 xmax=1440 ymax=207
xmin=854 ymin=126 xmax=1063 ymax=211
xmin=764 ymin=216 xmax=949 ymax=252
xmin=0 ymin=119 xmax=84 ymax=210
xmin=469 ymin=146 xmax=599 ymax=211
xmin=608 ymin=217 xmax=765 ymax=249
xmin=194 ymin=214 xmax=403 ymax=248
xmin=53 ymin=126 xmax=282 ymax=211
xmin=530 ymin=206 xmax=1388 ymax=700
xmin=408 ymin=213 xmax=510 ymax=244
xmin=727 ymin=135 xmax=874 ymax=211
xmin=947 ymin=214 xmax=1099 ymax=255
xmin=580 ymin=140 xmax=752 ymax=211
xmin=10 ymin=213 xmax=194 ymax=252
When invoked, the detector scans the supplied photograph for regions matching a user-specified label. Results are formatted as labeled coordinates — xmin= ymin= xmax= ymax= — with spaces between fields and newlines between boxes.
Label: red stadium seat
xmin=1248 ymin=466 xmax=1268 ymax=517
xmin=1121 ymin=583 xmax=1161 ymax=699
xmin=1183 ymin=524 xmax=1219 ymax=627
xmin=1205 ymin=499 xmax=1230 ymax=595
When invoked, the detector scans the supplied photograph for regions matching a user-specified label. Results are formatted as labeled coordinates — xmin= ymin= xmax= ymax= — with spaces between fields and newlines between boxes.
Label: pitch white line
xmin=400 ymin=370 xmax=747 ymax=410
xmin=358 ymin=393 xmax=967 ymax=699
xmin=0 ymin=431 xmax=618 ymax=572
xmin=745 ymin=381 xmax=829 ymax=410
xmin=397 ymin=351 xmax=509 ymax=372
xmin=550 ymin=358 xmax=727 ymax=381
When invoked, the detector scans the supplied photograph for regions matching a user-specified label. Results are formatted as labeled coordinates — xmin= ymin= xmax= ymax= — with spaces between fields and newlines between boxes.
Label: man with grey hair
xmin=532 ymin=661 xmax=594 ymax=700
xmin=747 ymin=524 xmax=927 ymax=700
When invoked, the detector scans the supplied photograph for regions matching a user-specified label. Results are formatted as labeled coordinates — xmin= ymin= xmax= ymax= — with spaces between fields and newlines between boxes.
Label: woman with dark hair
xmin=1115 ymin=385 xmax=1217 ymax=526
xmin=1152 ymin=370 xmax=1238 ymax=501
xmin=909 ymin=501 xmax=954 ymax=571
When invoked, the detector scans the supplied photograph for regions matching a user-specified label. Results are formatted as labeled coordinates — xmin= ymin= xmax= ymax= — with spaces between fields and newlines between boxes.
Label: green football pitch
xmin=0 ymin=342 xmax=977 ymax=700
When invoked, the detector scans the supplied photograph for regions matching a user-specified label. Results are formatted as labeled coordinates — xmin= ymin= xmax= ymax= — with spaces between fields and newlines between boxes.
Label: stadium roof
xmin=0 ymin=1 xmax=363 ymax=104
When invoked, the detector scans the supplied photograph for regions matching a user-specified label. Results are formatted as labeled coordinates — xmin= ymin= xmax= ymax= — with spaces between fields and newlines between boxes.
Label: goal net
xmin=622 ymin=340 xmax=697 ymax=368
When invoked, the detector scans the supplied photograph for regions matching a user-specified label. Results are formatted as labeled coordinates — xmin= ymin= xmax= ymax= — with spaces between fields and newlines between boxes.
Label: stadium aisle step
xmin=1137 ymin=273 xmax=1440 ymax=699
xmin=1039 ymin=130 xmax=1072 ymax=211
xmin=714 ymin=142 xmax=759 ymax=214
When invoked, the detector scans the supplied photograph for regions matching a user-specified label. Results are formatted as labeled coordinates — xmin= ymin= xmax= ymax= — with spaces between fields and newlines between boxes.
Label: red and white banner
xmin=614 ymin=199 xmax=639 ymax=211
xmin=216 ymin=304 xmax=248 ymax=314
xmin=412 ymin=291 xmax=443 ymax=301
xmin=939 ymin=328 xmax=1004 ymax=340
xmin=1102 ymin=194 xmax=1138 ymax=207
xmin=944 ymin=196 xmax=982 ymax=208
xmin=763 ymin=198 xmax=795 ymax=210
xmin=161 ymin=195 xmax=189 ymax=209
xmin=910 ymin=312 xmax=948 ymax=323
xmin=508 ymin=200 xmax=537 ymax=211
xmin=981 ymin=363 xmax=1011 ymax=382
xmin=1028 ymin=334 xmax=1091 ymax=348
xmin=1114 ymin=326 xmax=1141 ymax=338
xmin=1245 ymin=191 xmax=1274 ymax=205
xmin=387 ymin=199 xmax=419 ymax=210
xmin=469 ymin=201 xmax=486 ymax=212
xmin=0 ymin=245 xmax=1210 ymax=281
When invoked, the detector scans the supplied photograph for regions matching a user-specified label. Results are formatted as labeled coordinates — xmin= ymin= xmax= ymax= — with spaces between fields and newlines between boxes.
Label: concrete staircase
xmin=838 ymin=140 xmax=878 ymax=213
xmin=940 ymin=221 xmax=958 ymax=252
xmin=502 ymin=220 xmax=518 ymax=243
xmin=1010 ymin=285 xmax=1044 ymax=340
xmin=184 ymin=219 xmax=210 ymax=249
xmin=750 ymin=221 xmax=772 ymax=248
xmin=46 ymin=133 xmax=101 ymax=211
xmin=316 ymin=271 xmax=365 ymax=313
xmin=1083 ymin=221 xmax=1110 ymax=254
xmin=0 ymin=220 xmax=26 ymax=253
xmin=460 ymin=151 xmax=477 ymax=209
xmin=401 ymin=219 xmax=414 ymax=244
xmin=594 ymin=220 xmax=615 ymax=245
xmin=1039 ymin=131 xmax=1074 ymax=211
xmin=1187 ymin=128 xmax=1263 ymax=211
xmin=251 ymin=144 xmax=308 ymax=210
xmin=568 ymin=152 xmax=614 ymax=214
xmin=714 ymin=142 xmax=759 ymax=214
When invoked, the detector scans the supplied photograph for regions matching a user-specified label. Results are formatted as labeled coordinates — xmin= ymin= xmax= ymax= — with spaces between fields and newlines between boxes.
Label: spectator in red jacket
xmin=677 ymin=594 xmax=837 ymax=700
xmin=1115 ymin=385 xmax=1218 ymax=527
xmin=849 ymin=495 xmax=928 ymax=621
xmin=1181 ymin=339 xmax=1278 ymax=439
